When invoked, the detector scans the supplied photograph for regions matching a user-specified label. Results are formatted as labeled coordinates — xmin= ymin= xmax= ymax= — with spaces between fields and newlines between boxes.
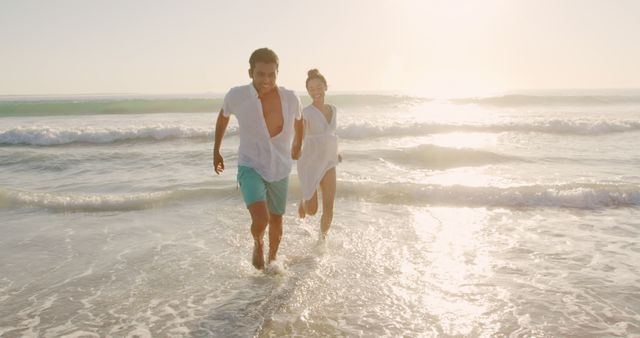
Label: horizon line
xmin=2 ymin=87 xmax=640 ymax=101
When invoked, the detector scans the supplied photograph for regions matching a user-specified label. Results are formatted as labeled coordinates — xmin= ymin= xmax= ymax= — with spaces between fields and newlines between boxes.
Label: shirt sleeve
xmin=222 ymin=90 xmax=233 ymax=117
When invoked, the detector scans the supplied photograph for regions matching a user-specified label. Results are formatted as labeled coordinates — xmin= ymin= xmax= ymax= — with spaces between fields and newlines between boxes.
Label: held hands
xmin=213 ymin=151 xmax=225 ymax=174
xmin=291 ymin=141 xmax=301 ymax=160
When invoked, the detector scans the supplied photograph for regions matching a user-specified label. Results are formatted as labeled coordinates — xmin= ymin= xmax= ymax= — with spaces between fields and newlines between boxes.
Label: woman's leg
xmin=319 ymin=167 xmax=336 ymax=238
xmin=302 ymin=190 xmax=319 ymax=216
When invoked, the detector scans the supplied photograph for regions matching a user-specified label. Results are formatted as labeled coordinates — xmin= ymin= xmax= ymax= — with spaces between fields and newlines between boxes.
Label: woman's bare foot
xmin=298 ymin=201 xmax=306 ymax=218
xmin=252 ymin=240 xmax=264 ymax=270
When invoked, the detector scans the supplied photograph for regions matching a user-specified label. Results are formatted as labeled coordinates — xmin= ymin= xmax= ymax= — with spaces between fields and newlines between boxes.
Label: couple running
xmin=213 ymin=48 xmax=339 ymax=271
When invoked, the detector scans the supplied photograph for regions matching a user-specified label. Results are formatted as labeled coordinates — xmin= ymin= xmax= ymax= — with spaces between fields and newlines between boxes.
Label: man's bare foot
xmin=319 ymin=231 xmax=327 ymax=242
xmin=298 ymin=201 xmax=306 ymax=218
xmin=265 ymin=259 xmax=285 ymax=275
xmin=314 ymin=234 xmax=327 ymax=254
xmin=252 ymin=240 xmax=264 ymax=270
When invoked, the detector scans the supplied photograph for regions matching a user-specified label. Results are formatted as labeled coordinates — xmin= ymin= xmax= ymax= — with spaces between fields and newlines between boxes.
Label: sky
xmin=1 ymin=0 xmax=640 ymax=97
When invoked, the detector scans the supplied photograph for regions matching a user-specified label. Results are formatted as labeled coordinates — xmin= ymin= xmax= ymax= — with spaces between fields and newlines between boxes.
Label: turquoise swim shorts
xmin=237 ymin=166 xmax=289 ymax=215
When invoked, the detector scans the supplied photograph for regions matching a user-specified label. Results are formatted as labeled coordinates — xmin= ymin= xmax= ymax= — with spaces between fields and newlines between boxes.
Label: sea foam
xmin=451 ymin=94 xmax=640 ymax=106
xmin=2 ymin=182 xmax=638 ymax=212
xmin=338 ymin=182 xmax=640 ymax=209
xmin=2 ymin=118 xmax=639 ymax=146
xmin=0 ymin=125 xmax=226 ymax=146
xmin=338 ymin=119 xmax=640 ymax=139
xmin=0 ymin=186 xmax=230 ymax=212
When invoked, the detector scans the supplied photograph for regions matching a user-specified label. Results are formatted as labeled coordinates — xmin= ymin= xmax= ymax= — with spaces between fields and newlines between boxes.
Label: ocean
xmin=1 ymin=91 xmax=639 ymax=337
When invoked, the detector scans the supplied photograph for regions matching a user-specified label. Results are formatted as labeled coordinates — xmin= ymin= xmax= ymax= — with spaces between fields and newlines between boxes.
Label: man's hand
xmin=213 ymin=109 xmax=229 ymax=175
xmin=213 ymin=151 xmax=225 ymax=174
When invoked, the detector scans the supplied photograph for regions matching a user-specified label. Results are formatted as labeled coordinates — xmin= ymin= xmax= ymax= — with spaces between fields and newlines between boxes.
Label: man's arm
xmin=213 ymin=109 xmax=230 ymax=174
xmin=291 ymin=117 xmax=303 ymax=160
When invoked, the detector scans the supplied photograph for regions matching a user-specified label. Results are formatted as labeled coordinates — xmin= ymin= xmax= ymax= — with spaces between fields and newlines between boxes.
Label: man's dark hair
xmin=249 ymin=48 xmax=279 ymax=71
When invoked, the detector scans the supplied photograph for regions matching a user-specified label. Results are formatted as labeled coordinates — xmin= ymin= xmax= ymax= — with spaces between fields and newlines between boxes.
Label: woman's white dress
xmin=297 ymin=104 xmax=339 ymax=201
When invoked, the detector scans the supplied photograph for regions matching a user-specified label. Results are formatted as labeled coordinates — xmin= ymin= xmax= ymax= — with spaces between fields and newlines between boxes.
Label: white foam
xmin=265 ymin=259 xmax=287 ymax=275
xmin=0 ymin=186 xmax=229 ymax=212
xmin=452 ymin=94 xmax=640 ymax=106
xmin=337 ymin=119 xmax=640 ymax=139
xmin=0 ymin=125 xmax=238 ymax=146
xmin=1 ymin=182 xmax=638 ymax=212
xmin=339 ymin=182 xmax=640 ymax=209
xmin=1 ymin=118 xmax=638 ymax=146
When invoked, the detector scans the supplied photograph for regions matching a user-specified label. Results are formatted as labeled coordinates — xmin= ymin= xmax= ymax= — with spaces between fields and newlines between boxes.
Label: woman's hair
xmin=306 ymin=69 xmax=327 ymax=87
xmin=249 ymin=48 xmax=279 ymax=71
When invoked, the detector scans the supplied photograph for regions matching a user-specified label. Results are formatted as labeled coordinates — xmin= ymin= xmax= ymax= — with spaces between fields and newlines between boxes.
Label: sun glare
xmin=429 ymin=132 xmax=498 ymax=149
xmin=412 ymin=207 xmax=494 ymax=335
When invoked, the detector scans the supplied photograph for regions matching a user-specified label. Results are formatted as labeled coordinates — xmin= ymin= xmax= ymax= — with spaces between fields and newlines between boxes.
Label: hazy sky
xmin=2 ymin=0 xmax=639 ymax=96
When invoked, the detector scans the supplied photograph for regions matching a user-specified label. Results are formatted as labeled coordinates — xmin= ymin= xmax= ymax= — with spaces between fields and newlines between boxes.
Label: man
xmin=213 ymin=48 xmax=303 ymax=271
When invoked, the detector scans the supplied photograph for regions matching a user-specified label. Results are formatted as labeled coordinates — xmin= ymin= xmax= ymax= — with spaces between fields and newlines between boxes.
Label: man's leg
xmin=248 ymin=201 xmax=269 ymax=270
xmin=265 ymin=175 xmax=289 ymax=263
xmin=267 ymin=213 xmax=282 ymax=262
xmin=238 ymin=166 xmax=269 ymax=270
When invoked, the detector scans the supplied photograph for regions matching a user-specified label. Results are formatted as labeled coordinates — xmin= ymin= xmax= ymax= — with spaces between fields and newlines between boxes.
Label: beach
xmin=1 ymin=92 xmax=639 ymax=337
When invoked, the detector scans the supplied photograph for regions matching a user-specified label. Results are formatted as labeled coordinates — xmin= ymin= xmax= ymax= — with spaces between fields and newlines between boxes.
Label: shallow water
xmin=1 ymin=93 xmax=639 ymax=337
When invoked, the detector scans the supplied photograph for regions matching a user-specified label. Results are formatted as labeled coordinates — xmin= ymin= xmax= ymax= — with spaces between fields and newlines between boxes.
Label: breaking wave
xmin=2 ymin=118 xmax=639 ymax=146
xmin=0 ymin=186 xmax=232 ymax=212
xmin=451 ymin=94 xmax=640 ymax=106
xmin=0 ymin=94 xmax=428 ymax=117
xmin=2 ymin=182 xmax=638 ymax=212
xmin=339 ymin=182 xmax=640 ymax=209
xmin=337 ymin=119 xmax=640 ymax=139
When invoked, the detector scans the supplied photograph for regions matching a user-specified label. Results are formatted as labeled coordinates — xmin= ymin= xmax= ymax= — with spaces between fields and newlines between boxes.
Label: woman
xmin=297 ymin=69 xmax=340 ymax=241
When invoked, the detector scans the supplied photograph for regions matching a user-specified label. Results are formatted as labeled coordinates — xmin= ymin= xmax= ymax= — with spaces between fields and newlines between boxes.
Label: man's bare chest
xmin=260 ymin=97 xmax=283 ymax=137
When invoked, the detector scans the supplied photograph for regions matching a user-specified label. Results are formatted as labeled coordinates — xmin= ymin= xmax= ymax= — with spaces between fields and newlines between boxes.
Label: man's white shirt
xmin=222 ymin=84 xmax=302 ymax=182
